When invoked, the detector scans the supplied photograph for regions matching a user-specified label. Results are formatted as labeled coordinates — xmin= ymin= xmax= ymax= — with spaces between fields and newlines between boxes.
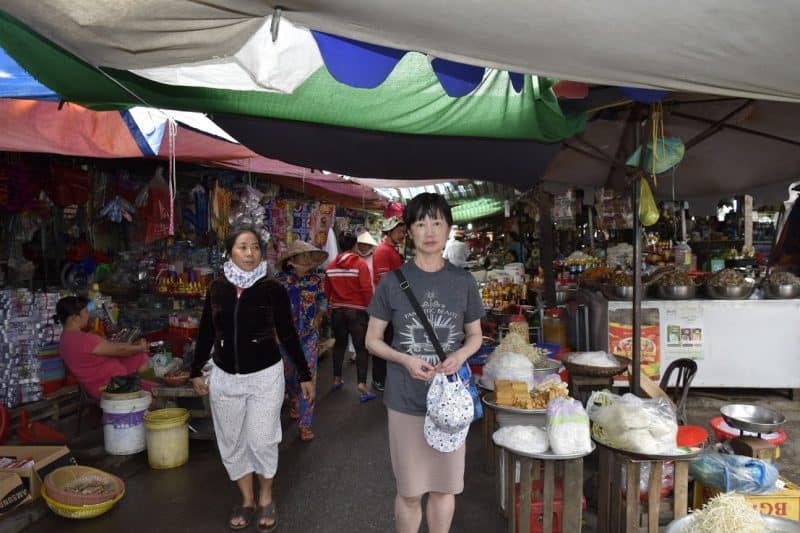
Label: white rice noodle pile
xmin=493 ymin=425 xmax=549 ymax=455
xmin=569 ymin=351 xmax=619 ymax=367
xmin=688 ymin=492 xmax=767 ymax=533
xmin=483 ymin=351 xmax=535 ymax=389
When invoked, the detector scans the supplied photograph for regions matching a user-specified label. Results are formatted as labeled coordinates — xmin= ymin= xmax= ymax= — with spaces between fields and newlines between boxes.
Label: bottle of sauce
xmin=542 ymin=308 xmax=568 ymax=349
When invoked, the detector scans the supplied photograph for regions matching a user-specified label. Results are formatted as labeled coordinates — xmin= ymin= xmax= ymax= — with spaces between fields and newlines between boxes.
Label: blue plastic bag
xmin=454 ymin=364 xmax=483 ymax=422
xmin=690 ymin=451 xmax=779 ymax=494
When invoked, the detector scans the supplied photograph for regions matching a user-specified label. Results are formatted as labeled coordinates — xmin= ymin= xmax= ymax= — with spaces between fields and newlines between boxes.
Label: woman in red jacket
xmin=324 ymin=231 xmax=375 ymax=401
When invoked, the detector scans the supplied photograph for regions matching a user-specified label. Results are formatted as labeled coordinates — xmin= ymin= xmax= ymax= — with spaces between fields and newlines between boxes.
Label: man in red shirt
xmin=369 ymin=216 xmax=406 ymax=391
xmin=325 ymin=231 xmax=376 ymax=402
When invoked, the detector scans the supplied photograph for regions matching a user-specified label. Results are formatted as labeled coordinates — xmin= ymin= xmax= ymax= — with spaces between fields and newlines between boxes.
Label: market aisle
xmin=24 ymin=355 xmax=506 ymax=533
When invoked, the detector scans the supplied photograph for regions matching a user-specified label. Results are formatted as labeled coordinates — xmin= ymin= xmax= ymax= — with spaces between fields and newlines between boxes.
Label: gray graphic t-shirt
xmin=367 ymin=261 xmax=485 ymax=416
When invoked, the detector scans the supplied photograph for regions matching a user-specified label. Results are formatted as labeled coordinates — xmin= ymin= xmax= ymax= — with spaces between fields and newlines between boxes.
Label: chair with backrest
xmin=658 ymin=358 xmax=698 ymax=426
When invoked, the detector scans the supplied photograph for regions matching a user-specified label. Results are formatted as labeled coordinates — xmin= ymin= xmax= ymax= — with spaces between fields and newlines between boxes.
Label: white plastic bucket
xmin=99 ymin=391 xmax=152 ymax=455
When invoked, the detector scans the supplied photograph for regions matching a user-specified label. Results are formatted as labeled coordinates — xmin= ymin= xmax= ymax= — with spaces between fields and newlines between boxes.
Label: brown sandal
xmin=228 ymin=505 xmax=255 ymax=530
xmin=257 ymin=502 xmax=278 ymax=532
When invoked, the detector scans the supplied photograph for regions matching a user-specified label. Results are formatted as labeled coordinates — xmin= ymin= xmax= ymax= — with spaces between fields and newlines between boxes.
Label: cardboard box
xmin=0 ymin=472 xmax=31 ymax=515
xmin=693 ymin=477 xmax=800 ymax=521
xmin=0 ymin=446 xmax=75 ymax=502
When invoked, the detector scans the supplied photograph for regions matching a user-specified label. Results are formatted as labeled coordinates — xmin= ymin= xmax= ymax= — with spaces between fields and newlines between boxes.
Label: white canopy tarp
xmin=4 ymin=1 xmax=800 ymax=102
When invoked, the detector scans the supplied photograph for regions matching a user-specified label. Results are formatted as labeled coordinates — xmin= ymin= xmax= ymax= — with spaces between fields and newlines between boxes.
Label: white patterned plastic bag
xmin=424 ymin=372 xmax=474 ymax=453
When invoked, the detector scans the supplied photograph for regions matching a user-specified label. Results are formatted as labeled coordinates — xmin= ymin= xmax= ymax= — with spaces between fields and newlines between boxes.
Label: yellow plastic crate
xmin=693 ymin=477 xmax=800 ymax=521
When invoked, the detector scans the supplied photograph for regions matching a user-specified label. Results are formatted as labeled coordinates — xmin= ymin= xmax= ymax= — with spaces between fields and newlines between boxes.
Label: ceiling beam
xmin=672 ymin=110 xmax=800 ymax=149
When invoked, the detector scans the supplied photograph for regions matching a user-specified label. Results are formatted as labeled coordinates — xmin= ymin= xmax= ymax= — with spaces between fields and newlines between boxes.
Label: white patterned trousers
xmin=208 ymin=361 xmax=285 ymax=481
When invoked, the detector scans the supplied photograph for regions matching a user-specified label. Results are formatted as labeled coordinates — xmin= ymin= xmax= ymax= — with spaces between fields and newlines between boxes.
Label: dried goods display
xmin=658 ymin=270 xmax=694 ymax=288
xmin=767 ymin=271 xmax=800 ymax=286
xmin=706 ymin=268 xmax=747 ymax=288
xmin=611 ymin=272 xmax=634 ymax=287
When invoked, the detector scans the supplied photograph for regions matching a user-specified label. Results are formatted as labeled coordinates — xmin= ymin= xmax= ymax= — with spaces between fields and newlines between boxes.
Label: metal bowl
xmin=601 ymin=284 xmax=634 ymax=300
xmin=765 ymin=283 xmax=800 ymax=299
xmin=533 ymin=358 xmax=561 ymax=377
xmin=720 ymin=403 xmax=786 ymax=434
xmin=665 ymin=513 xmax=800 ymax=533
xmin=706 ymin=282 xmax=755 ymax=299
xmin=657 ymin=284 xmax=696 ymax=300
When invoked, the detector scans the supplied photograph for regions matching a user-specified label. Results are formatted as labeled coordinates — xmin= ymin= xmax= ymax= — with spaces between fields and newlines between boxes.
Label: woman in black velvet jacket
xmin=191 ymin=226 xmax=312 ymax=532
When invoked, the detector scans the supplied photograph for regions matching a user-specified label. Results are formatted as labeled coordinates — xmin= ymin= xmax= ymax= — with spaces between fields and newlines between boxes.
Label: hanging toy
xmin=97 ymin=196 xmax=136 ymax=223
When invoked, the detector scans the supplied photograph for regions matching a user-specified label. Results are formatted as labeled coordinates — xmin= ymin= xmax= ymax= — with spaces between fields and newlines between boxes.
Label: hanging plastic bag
xmin=639 ymin=177 xmax=660 ymax=227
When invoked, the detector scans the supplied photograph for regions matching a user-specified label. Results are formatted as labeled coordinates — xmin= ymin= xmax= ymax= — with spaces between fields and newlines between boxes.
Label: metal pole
xmin=632 ymin=175 xmax=642 ymax=396
xmin=631 ymin=106 xmax=651 ymax=397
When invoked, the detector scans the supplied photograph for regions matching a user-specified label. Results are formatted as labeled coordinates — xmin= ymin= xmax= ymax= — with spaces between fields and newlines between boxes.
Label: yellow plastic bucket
xmin=144 ymin=408 xmax=190 ymax=469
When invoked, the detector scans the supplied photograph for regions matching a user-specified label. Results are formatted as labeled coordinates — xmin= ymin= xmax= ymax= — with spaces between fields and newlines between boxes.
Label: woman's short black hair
xmin=55 ymin=296 xmax=88 ymax=325
xmin=404 ymin=192 xmax=453 ymax=227
xmin=224 ymin=225 xmax=263 ymax=256
xmin=337 ymin=231 xmax=357 ymax=251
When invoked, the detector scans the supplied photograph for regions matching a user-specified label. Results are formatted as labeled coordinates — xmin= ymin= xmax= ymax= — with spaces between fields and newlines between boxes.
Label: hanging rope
xmin=167 ymin=118 xmax=177 ymax=236
xmin=649 ymin=102 xmax=666 ymax=187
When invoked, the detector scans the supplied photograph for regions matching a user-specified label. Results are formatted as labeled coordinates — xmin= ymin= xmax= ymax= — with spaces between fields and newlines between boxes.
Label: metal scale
xmin=720 ymin=404 xmax=786 ymax=462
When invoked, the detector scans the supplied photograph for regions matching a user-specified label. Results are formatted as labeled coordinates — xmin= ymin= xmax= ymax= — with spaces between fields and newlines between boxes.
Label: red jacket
xmin=324 ymin=252 xmax=373 ymax=310
xmin=373 ymin=241 xmax=402 ymax=286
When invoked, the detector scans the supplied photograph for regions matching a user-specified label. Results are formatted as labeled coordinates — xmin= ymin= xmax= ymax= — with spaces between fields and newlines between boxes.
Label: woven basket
xmin=43 ymin=466 xmax=124 ymax=507
xmin=561 ymin=354 xmax=630 ymax=377
xmin=41 ymin=486 xmax=124 ymax=519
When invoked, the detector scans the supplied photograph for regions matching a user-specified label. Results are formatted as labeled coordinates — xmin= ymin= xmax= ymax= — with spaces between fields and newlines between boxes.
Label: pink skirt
xmin=387 ymin=408 xmax=466 ymax=497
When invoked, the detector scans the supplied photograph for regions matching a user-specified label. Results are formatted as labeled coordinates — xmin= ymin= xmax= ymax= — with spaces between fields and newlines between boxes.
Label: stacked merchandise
xmin=0 ymin=289 xmax=61 ymax=407
xmin=37 ymin=342 xmax=65 ymax=395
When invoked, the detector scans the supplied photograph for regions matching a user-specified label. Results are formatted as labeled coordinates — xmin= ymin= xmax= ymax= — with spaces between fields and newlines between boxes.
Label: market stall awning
xmin=0 ymin=12 xmax=582 ymax=143
xmin=541 ymin=97 xmax=800 ymax=210
xmin=0 ymin=10 xmax=585 ymax=188
xmin=0 ymin=98 xmax=383 ymax=207
xmin=4 ymin=1 xmax=800 ymax=102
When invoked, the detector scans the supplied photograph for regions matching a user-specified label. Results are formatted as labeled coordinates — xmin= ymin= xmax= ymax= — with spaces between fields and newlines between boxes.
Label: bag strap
xmin=394 ymin=269 xmax=447 ymax=363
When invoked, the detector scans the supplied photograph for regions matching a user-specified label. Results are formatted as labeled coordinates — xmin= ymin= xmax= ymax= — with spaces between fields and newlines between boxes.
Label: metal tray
xmin=721 ymin=403 xmax=786 ymax=434
xmin=561 ymin=354 xmax=630 ymax=377
xmin=481 ymin=393 xmax=547 ymax=415
xmin=492 ymin=438 xmax=595 ymax=460
xmin=593 ymin=440 xmax=702 ymax=461
xmin=665 ymin=513 xmax=800 ymax=533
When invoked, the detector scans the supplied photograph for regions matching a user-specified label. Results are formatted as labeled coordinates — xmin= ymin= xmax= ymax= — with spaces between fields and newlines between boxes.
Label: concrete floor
xmin=7 ymin=356 xmax=800 ymax=533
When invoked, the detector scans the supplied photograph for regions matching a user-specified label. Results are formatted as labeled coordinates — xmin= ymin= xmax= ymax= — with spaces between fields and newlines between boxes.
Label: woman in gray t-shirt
xmin=366 ymin=192 xmax=484 ymax=533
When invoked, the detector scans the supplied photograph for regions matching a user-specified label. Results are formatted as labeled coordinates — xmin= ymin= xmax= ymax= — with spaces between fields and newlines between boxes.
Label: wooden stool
xmin=495 ymin=443 xmax=592 ymax=533
xmin=568 ymin=374 xmax=613 ymax=405
xmin=595 ymin=443 xmax=694 ymax=533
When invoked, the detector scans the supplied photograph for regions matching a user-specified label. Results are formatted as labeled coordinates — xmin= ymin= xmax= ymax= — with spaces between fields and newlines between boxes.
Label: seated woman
xmin=56 ymin=296 xmax=156 ymax=399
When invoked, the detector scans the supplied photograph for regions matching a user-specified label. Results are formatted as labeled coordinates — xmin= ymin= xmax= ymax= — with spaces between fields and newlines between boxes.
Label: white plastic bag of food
xmin=587 ymin=390 xmax=678 ymax=455
xmin=493 ymin=425 xmax=549 ymax=455
xmin=547 ymin=397 xmax=592 ymax=455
